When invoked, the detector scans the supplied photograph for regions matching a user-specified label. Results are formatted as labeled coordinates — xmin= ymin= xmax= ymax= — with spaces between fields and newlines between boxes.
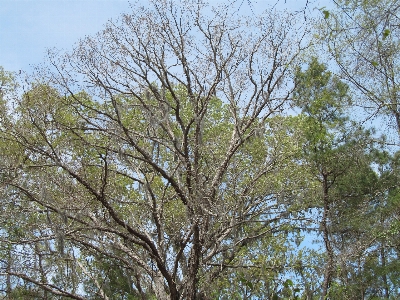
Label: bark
xmin=185 ymin=224 xmax=201 ymax=300
xmin=153 ymin=272 xmax=171 ymax=300
xmin=380 ymin=245 xmax=389 ymax=299
xmin=6 ymin=248 xmax=11 ymax=299
xmin=321 ymin=173 xmax=334 ymax=299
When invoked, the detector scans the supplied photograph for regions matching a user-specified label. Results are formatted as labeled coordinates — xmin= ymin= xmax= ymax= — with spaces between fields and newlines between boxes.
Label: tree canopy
xmin=1 ymin=0 xmax=400 ymax=299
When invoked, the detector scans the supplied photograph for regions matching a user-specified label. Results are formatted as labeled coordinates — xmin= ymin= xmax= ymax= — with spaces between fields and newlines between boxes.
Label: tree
xmin=319 ymin=0 xmax=400 ymax=140
xmin=289 ymin=57 xmax=400 ymax=299
xmin=292 ymin=57 xmax=380 ymax=298
xmin=0 ymin=1 xmax=309 ymax=299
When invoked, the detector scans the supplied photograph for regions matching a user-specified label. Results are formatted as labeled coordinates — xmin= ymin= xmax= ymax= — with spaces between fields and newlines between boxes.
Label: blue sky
xmin=0 ymin=0 xmax=131 ymax=73
xmin=1 ymin=0 xmax=322 ymax=74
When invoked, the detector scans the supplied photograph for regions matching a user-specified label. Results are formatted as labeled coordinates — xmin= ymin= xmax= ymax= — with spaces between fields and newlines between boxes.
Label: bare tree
xmin=0 ymin=0 xmax=309 ymax=299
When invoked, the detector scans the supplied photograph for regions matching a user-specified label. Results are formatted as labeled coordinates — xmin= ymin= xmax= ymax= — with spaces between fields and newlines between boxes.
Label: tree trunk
xmin=153 ymin=272 xmax=171 ymax=300
xmin=186 ymin=224 xmax=201 ymax=300
xmin=6 ymin=248 xmax=11 ymax=299
xmin=380 ymin=244 xmax=389 ymax=298
xmin=321 ymin=173 xmax=334 ymax=299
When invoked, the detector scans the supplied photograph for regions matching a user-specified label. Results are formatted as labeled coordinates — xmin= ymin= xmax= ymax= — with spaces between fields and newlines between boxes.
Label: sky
xmin=0 ymin=0 xmax=323 ymax=74
xmin=0 ymin=0 xmax=131 ymax=73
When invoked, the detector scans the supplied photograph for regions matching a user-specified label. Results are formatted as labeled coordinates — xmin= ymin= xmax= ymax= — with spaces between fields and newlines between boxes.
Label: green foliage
xmin=2 ymin=0 xmax=400 ymax=296
xmin=322 ymin=10 xmax=330 ymax=19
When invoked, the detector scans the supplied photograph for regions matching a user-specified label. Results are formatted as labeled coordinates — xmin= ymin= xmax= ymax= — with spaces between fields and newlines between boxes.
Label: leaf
xmin=238 ymin=276 xmax=253 ymax=290
xmin=371 ymin=61 xmax=378 ymax=67
xmin=284 ymin=279 xmax=293 ymax=287
xmin=382 ymin=28 xmax=390 ymax=40
xmin=322 ymin=10 xmax=330 ymax=19
xmin=272 ymin=294 xmax=280 ymax=300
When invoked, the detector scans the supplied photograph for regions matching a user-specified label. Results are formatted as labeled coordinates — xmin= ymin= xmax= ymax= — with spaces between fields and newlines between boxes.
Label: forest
xmin=0 ymin=0 xmax=399 ymax=299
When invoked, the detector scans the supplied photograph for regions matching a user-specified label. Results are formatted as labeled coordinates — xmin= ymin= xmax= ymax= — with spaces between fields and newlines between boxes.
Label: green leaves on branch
xmin=382 ymin=28 xmax=390 ymax=40
xmin=322 ymin=10 xmax=330 ymax=19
